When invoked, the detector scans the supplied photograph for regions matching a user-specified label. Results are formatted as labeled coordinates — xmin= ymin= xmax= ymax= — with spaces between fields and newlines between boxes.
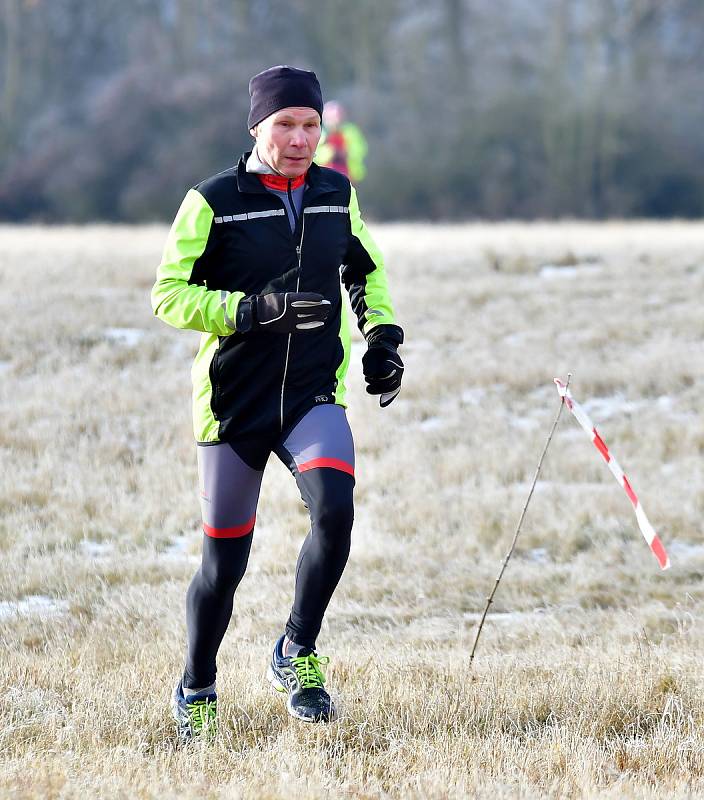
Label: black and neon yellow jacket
xmin=151 ymin=152 xmax=399 ymax=444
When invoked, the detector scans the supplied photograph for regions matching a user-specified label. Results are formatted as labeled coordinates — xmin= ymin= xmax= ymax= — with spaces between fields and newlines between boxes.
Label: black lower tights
xmin=183 ymin=468 xmax=353 ymax=688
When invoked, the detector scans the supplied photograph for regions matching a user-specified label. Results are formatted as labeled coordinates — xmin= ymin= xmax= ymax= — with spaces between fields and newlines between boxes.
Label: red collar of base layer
xmin=257 ymin=173 xmax=306 ymax=191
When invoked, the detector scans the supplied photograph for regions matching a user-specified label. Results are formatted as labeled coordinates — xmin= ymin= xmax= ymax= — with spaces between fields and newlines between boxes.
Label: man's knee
xmin=200 ymin=535 xmax=252 ymax=592
xmin=309 ymin=471 xmax=354 ymax=541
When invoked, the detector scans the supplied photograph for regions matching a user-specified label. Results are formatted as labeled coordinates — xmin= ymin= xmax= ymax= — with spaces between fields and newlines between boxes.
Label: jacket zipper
xmin=287 ymin=178 xmax=300 ymax=230
xmin=280 ymin=182 xmax=305 ymax=430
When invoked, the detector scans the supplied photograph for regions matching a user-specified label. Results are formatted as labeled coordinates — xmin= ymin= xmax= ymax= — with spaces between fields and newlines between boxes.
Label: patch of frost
xmin=461 ymin=387 xmax=486 ymax=405
xmin=418 ymin=416 xmax=445 ymax=432
xmin=540 ymin=264 xmax=602 ymax=279
xmin=509 ymin=415 xmax=539 ymax=431
xmin=576 ymin=392 xmax=681 ymax=422
xmin=80 ymin=539 xmax=114 ymax=557
xmin=512 ymin=480 xmax=554 ymax=494
xmin=163 ymin=534 xmax=194 ymax=558
xmin=668 ymin=541 xmax=704 ymax=560
xmin=462 ymin=609 xmax=547 ymax=623
xmin=0 ymin=595 xmax=69 ymax=620
xmin=528 ymin=547 xmax=550 ymax=564
xmin=104 ymin=328 xmax=145 ymax=347
xmin=582 ymin=394 xmax=642 ymax=419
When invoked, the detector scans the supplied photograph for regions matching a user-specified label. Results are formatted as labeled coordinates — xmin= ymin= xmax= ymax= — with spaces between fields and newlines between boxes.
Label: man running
xmin=151 ymin=65 xmax=404 ymax=739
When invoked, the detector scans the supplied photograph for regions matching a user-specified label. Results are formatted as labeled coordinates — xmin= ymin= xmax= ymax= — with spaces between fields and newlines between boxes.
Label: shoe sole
xmin=266 ymin=665 xmax=337 ymax=724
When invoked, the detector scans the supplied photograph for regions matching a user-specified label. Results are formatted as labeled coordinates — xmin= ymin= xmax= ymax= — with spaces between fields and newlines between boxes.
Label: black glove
xmin=236 ymin=292 xmax=331 ymax=333
xmin=362 ymin=325 xmax=404 ymax=407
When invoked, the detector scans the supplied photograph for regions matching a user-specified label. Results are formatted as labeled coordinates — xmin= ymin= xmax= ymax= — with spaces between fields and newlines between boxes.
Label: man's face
xmin=253 ymin=107 xmax=322 ymax=178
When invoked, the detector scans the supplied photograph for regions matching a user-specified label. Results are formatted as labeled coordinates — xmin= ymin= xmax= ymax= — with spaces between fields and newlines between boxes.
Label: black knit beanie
xmin=248 ymin=65 xmax=323 ymax=130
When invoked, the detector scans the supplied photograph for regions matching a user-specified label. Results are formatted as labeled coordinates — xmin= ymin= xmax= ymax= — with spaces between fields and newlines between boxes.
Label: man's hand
xmin=237 ymin=292 xmax=331 ymax=333
xmin=362 ymin=325 xmax=404 ymax=407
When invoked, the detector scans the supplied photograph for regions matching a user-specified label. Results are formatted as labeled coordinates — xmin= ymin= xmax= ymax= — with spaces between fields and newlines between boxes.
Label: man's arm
xmin=340 ymin=185 xmax=400 ymax=342
xmin=341 ymin=186 xmax=404 ymax=406
xmin=151 ymin=188 xmax=242 ymax=336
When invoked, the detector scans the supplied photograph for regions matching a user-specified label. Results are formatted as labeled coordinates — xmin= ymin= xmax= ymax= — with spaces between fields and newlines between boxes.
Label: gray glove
xmin=236 ymin=292 xmax=331 ymax=333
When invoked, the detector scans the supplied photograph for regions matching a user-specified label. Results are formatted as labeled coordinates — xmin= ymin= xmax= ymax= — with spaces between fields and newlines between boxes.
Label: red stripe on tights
xmin=297 ymin=457 xmax=354 ymax=477
xmin=203 ymin=514 xmax=256 ymax=538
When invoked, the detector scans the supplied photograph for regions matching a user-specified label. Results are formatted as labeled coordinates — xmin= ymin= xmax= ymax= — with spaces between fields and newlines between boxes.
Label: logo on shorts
xmin=315 ymin=395 xmax=329 ymax=403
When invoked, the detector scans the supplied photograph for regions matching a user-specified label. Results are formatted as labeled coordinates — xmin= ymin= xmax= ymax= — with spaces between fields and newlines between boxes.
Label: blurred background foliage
xmin=1 ymin=0 xmax=703 ymax=222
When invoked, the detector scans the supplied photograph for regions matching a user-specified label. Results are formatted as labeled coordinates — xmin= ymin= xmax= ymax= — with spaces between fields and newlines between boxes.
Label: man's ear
xmin=249 ymin=125 xmax=258 ymax=138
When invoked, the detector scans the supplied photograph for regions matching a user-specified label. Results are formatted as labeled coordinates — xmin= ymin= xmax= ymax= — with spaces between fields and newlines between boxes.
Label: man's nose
xmin=289 ymin=127 xmax=306 ymax=147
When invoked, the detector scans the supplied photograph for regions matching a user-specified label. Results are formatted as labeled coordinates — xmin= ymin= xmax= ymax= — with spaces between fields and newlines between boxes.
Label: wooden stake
xmin=468 ymin=373 xmax=572 ymax=667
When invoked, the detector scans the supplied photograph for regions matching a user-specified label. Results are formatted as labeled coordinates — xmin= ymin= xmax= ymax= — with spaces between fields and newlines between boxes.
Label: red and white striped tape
xmin=554 ymin=379 xmax=670 ymax=570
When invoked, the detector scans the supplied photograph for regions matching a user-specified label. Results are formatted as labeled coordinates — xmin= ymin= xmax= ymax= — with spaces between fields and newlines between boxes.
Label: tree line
xmin=1 ymin=0 xmax=703 ymax=222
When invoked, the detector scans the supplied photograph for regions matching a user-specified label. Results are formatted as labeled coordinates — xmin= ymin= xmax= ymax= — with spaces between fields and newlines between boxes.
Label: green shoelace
xmin=187 ymin=698 xmax=217 ymax=733
xmin=290 ymin=653 xmax=330 ymax=689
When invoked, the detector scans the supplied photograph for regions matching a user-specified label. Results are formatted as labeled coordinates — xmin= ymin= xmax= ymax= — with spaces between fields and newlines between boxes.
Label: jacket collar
xmin=236 ymin=152 xmax=337 ymax=201
xmin=258 ymin=173 xmax=306 ymax=191
xmin=245 ymin=147 xmax=305 ymax=191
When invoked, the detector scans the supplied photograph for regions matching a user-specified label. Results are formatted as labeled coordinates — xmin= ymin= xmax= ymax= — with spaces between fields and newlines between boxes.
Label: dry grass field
xmin=1 ymin=220 xmax=703 ymax=799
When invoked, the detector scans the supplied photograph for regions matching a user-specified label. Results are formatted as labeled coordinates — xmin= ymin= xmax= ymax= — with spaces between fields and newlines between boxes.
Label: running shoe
xmin=171 ymin=680 xmax=217 ymax=740
xmin=266 ymin=635 xmax=336 ymax=723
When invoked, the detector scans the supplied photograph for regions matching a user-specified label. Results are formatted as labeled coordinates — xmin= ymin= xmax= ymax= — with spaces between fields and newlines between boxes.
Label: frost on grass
xmin=1 ymin=222 xmax=704 ymax=798
xmin=104 ymin=327 xmax=146 ymax=347
xmin=0 ymin=595 xmax=69 ymax=619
